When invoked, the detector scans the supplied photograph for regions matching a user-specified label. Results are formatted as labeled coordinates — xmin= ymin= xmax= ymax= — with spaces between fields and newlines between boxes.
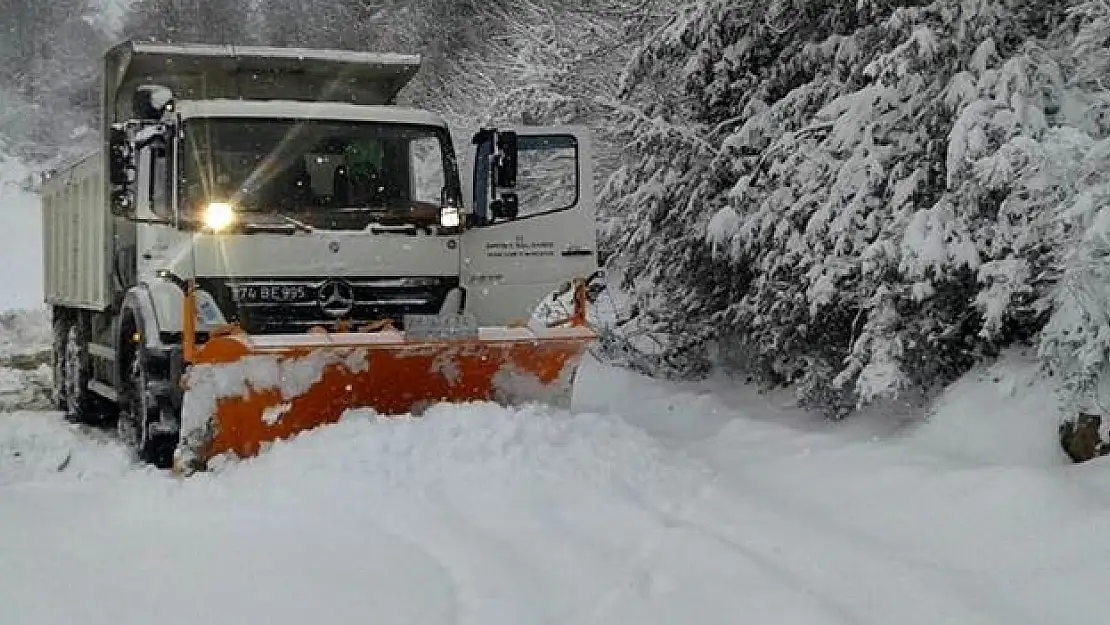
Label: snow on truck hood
xmin=174 ymin=100 xmax=450 ymax=128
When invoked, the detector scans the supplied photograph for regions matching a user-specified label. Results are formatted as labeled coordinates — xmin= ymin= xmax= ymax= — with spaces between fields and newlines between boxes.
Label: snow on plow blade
xmin=174 ymin=323 xmax=595 ymax=472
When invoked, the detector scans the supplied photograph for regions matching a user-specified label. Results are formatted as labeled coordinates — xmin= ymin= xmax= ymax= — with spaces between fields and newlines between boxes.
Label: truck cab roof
xmin=174 ymin=100 xmax=450 ymax=129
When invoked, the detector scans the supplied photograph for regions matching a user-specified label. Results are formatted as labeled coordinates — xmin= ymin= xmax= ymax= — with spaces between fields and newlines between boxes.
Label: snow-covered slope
xmin=2 ymin=350 xmax=1109 ymax=625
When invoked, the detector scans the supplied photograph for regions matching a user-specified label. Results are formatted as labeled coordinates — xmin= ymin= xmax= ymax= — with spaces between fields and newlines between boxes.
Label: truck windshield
xmin=179 ymin=118 xmax=457 ymax=230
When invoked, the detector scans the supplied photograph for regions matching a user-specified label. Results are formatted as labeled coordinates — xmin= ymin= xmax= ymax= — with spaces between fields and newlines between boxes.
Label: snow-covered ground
xmin=2 ymin=348 xmax=1109 ymax=625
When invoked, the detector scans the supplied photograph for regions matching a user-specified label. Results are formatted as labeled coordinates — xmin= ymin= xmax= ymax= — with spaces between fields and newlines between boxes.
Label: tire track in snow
xmin=346 ymin=493 xmax=559 ymax=625
xmin=410 ymin=413 xmax=869 ymax=625
xmin=582 ymin=368 xmax=1053 ymax=624
xmin=331 ymin=502 xmax=465 ymax=625
xmin=668 ymin=488 xmax=1029 ymax=625
xmin=415 ymin=463 xmax=866 ymax=625
xmin=748 ymin=471 xmax=1067 ymax=624
xmin=432 ymin=477 xmax=698 ymax=625
xmin=594 ymin=478 xmax=869 ymax=625
xmin=608 ymin=439 xmax=1048 ymax=625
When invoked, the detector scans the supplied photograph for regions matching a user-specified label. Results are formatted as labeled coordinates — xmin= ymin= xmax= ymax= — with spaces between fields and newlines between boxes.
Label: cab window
xmin=149 ymin=143 xmax=171 ymax=218
xmin=515 ymin=135 xmax=578 ymax=218
xmin=472 ymin=133 xmax=579 ymax=224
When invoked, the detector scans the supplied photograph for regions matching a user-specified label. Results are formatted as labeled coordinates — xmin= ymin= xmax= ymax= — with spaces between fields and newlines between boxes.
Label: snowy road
xmin=2 ymin=353 xmax=1110 ymax=625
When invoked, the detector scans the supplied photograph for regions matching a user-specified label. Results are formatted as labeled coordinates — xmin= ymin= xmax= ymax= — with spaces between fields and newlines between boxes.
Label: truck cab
xmin=121 ymin=99 xmax=469 ymax=336
xmin=41 ymin=41 xmax=598 ymax=466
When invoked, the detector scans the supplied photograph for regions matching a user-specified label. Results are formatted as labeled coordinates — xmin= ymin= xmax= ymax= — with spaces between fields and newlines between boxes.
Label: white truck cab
xmin=40 ymin=41 xmax=598 ymax=466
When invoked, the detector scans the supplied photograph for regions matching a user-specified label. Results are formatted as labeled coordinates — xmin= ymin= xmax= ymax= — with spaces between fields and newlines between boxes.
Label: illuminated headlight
xmin=440 ymin=205 xmax=460 ymax=229
xmin=203 ymin=202 xmax=236 ymax=232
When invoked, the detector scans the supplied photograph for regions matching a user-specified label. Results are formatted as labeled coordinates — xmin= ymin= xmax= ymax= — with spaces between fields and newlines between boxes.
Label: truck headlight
xmin=440 ymin=205 xmax=460 ymax=229
xmin=203 ymin=202 xmax=236 ymax=232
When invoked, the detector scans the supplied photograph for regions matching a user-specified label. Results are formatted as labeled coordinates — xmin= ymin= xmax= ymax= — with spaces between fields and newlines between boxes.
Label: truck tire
xmin=51 ymin=314 xmax=69 ymax=411
xmin=55 ymin=313 xmax=107 ymax=424
xmin=118 ymin=346 xmax=177 ymax=469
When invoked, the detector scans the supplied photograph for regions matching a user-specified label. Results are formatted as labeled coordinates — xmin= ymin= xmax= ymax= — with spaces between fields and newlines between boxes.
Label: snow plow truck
xmin=40 ymin=41 xmax=600 ymax=473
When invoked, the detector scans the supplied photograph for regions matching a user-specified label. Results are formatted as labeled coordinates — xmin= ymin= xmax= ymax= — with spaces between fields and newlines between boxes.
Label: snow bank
xmin=0 ymin=364 xmax=53 ymax=412
xmin=908 ymin=347 xmax=1070 ymax=466
xmin=0 ymin=305 xmax=54 ymax=411
xmin=0 ymin=307 xmax=51 ymax=359
xmin=0 ymin=412 xmax=132 ymax=486
xmin=208 ymin=401 xmax=704 ymax=501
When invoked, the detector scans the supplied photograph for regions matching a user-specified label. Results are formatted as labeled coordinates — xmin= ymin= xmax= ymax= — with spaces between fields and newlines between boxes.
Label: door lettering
xmin=484 ymin=239 xmax=556 ymax=258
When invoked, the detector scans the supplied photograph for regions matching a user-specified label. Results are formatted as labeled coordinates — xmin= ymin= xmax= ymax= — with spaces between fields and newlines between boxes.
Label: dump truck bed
xmin=40 ymin=152 xmax=112 ymax=311
xmin=103 ymin=41 xmax=423 ymax=134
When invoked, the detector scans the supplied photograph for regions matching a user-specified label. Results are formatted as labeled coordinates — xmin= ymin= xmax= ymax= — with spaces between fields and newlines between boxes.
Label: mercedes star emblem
xmin=317 ymin=279 xmax=355 ymax=317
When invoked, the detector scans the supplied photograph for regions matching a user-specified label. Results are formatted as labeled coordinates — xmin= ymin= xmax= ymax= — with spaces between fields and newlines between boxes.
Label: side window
xmin=409 ymin=136 xmax=445 ymax=204
xmin=148 ymin=142 xmax=171 ymax=218
xmin=515 ymin=135 xmax=578 ymax=218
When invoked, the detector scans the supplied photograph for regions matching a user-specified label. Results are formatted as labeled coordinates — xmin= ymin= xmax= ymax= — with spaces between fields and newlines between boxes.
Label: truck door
xmin=461 ymin=126 xmax=597 ymax=326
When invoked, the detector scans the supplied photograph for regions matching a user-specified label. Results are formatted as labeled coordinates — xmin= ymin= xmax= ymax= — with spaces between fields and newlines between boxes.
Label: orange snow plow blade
xmin=173 ymin=281 xmax=596 ymax=473
xmin=175 ymin=326 xmax=594 ymax=470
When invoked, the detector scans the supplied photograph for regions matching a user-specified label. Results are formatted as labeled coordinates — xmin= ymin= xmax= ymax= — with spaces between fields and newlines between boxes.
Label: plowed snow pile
xmin=3 ymin=353 xmax=1110 ymax=625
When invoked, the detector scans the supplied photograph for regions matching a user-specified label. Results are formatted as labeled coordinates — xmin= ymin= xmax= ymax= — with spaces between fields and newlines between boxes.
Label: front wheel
xmin=118 ymin=348 xmax=177 ymax=469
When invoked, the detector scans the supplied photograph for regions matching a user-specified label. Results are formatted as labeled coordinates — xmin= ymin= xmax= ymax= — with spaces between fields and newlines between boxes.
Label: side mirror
xmin=133 ymin=84 xmax=174 ymax=121
xmin=108 ymin=125 xmax=135 ymax=216
xmin=108 ymin=126 xmax=132 ymax=185
xmin=491 ymin=130 xmax=517 ymax=189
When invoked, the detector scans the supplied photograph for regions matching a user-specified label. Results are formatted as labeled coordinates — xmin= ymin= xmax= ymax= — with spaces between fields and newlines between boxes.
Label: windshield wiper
xmin=276 ymin=213 xmax=315 ymax=233
xmin=237 ymin=212 xmax=314 ymax=234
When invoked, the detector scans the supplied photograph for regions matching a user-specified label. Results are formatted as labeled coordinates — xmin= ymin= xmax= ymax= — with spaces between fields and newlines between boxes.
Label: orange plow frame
xmin=173 ymin=279 xmax=596 ymax=472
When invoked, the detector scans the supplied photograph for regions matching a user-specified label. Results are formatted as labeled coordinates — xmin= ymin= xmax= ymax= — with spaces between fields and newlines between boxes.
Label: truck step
xmin=145 ymin=380 xmax=176 ymax=399
xmin=147 ymin=420 xmax=179 ymax=436
xmin=87 ymin=343 xmax=115 ymax=361
xmin=87 ymin=381 xmax=118 ymax=402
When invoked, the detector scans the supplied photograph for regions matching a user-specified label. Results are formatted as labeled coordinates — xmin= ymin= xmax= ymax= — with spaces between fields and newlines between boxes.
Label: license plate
xmin=403 ymin=313 xmax=479 ymax=339
xmin=231 ymin=284 xmax=310 ymax=304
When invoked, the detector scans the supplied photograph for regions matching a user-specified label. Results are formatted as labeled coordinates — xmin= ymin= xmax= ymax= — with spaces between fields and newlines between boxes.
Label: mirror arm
xmin=480 ymin=128 xmax=520 ymax=222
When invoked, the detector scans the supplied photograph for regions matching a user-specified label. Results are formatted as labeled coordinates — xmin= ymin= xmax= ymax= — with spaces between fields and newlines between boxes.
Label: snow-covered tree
xmin=600 ymin=0 xmax=1090 ymax=415
xmin=398 ymin=0 xmax=667 ymax=190
xmin=123 ymin=0 xmax=255 ymax=45
xmin=0 ymin=0 xmax=105 ymax=165
xmin=1033 ymin=1 xmax=1110 ymax=416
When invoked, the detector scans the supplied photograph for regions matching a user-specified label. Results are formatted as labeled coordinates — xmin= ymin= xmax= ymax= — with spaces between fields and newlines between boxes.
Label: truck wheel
xmin=51 ymin=315 xmax=70 ymax=411
xmin=118 ymin=348 xmax=176 ymax=469
xmin=59 ymin=317 xmax=106 ymax=424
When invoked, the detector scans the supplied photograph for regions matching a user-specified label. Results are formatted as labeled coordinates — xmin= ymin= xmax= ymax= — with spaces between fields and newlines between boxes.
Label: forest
xmin=4 ymin=0 xmax=1110 ymax=421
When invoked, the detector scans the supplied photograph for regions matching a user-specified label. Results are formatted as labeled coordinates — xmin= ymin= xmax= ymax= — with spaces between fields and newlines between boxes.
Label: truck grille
xmin=195 ymin=276 xmax=458 ymax=334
